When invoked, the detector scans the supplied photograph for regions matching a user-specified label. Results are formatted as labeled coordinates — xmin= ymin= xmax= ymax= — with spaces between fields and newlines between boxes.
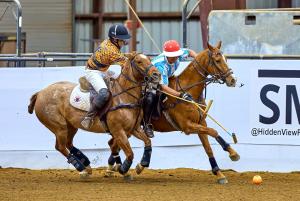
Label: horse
xmin=27 ymin=52 xmax=160 ymax=177
xmin=106 ymin=42 xmax=240 ymax=184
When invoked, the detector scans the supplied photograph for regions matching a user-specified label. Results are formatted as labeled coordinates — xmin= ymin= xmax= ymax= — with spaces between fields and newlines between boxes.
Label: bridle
xmin=108 ymin=53 xmax=159 ymax=130
xmin=113 ymin=53 xmax=158 ymax=100
xmin=172 ymin=50 xmax=234 ymax=105
xmin=193 ymin=50 xmax=233 ymax=85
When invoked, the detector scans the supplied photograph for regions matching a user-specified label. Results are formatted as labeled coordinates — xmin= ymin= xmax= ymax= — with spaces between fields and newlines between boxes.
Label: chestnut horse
xmin=107 ymin=42 xmax=240 ymax=184
xmin=28 ymin=53 xmax=159 ymax=177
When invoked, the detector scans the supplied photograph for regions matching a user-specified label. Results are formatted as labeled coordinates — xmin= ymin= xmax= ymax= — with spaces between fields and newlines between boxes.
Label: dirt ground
xmin=1 ymin=167 xmax=300 ymax=201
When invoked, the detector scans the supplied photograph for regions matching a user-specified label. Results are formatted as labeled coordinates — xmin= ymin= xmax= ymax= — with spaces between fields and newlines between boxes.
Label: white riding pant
xmin=84 ymin=69 xmax=107 ymax=92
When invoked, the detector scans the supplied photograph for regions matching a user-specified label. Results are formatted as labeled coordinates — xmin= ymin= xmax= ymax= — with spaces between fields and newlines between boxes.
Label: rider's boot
xmin=143 ymin=92 xmax=156 ymax=138
xmin=81 ymin=88 xmax=110 ymax=129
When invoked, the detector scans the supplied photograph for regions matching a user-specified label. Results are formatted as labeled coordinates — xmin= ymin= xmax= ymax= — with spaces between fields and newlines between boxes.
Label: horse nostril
xmin=231 ymin=78 xmax=237 ymax=86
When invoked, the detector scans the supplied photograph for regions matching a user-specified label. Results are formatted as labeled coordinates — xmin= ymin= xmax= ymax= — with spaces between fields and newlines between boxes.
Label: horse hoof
xmin=123 ymin=173 xmax=133 ymax=181
xmin=104 ymin=170 xmax=115 ymax=178
xmin=135 ymin=163 xmax=145 ymax=175
xmin=85 ymin=165 xmax=93 ymax=175
xmin=79 ymin=171 xmax=90 ymax=179
xmin=217 ymin=177 xmax=228 ymax=184
xmin=230 ymin=153 xmax=240 ymax=161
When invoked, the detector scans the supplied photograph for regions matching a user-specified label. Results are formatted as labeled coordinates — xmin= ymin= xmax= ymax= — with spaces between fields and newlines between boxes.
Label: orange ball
xmin=252 ymin=175 xmax=262 ymax=185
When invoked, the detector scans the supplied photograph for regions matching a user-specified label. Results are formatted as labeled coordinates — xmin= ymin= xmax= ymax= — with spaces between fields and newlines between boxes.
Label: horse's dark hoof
xmin=123 ymin=173 xmax=133 ymax=181
xmin=230 ymin=153 xmax=240 ymax=161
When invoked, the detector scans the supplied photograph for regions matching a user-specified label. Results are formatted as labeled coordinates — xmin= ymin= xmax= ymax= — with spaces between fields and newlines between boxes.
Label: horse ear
xmin=207 ymin=42 xmax=214 ymax=51
xmin=124 ymin=52 xmax=134 ymax=60
xmin=216 ymin=41 xmax=222 ymax=49
xmin=124 ymin=51 xmax=137 ymax=60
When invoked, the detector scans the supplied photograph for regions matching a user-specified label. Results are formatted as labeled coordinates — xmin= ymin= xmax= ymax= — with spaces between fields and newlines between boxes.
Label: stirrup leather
xmin=81 ymin=117 xmax=94 ymax=129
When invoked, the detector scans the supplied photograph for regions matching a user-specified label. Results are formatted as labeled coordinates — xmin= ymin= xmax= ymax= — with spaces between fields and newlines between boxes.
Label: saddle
xmin=78 ymin=71 xmax=115 ymax=121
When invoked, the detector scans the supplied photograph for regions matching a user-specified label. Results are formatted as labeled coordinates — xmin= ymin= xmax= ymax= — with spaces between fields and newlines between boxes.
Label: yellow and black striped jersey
xmin=87 ymin=39 xmax=128 ymax=71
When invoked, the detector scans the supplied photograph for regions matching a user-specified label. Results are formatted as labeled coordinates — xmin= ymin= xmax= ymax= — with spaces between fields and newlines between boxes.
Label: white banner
xmin=206 ymin=59 xmax=300 ymax=145
xmin=0 ymin=60 xmax=300 ymax=171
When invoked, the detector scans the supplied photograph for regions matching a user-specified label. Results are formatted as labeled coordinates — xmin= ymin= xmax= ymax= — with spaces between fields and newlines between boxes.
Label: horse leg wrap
xmin=70 ymin=146 xmax=90 ymax=167
xmin=118 ymin=159 xmax=132 ymax=175
xmin=67 ymin=154 xmax=85 ymax=172
xmin=209 ymin=157 xmax=220 ymax=175
xmin=108 ymin=153 xmax=122 ymax=166
xmin=140 ymin=146 xmax=152 ymax=167
xmin=215 ymin=136 xmax=230 ymax=151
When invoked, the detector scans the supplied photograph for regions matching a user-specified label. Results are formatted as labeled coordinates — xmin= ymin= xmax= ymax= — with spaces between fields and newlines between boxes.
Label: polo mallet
xmin=159 ymin=90 xmax=238 ymax=144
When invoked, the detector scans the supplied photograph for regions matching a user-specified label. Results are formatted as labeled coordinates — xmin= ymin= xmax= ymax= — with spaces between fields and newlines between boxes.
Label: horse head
xmin=194 ymin=41 xmax=236 ymax=87
xmin=124 ymin=52 xmax=160 ymax=83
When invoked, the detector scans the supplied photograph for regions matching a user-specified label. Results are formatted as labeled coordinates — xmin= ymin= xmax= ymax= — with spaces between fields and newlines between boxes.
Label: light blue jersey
xmin=151 ymin=48 xmax=189 ymax=85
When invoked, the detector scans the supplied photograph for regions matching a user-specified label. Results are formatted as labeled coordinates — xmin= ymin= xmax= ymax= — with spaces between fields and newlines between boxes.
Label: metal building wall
xmin=74 ymin=0 xmax=93 ymax=54
xmin=103 ymin=0 xmax=202 ymax=54
xmin=0 ymin=0 xmax=72 ymax=53
xmin=293 ymin=0 xmax=300 ymax=6
xmin=246 ymin=0 xmax=278 ymax=8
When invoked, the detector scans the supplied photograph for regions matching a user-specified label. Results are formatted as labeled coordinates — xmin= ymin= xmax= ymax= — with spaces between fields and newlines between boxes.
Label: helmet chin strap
xmin=110 ymin=37 xmax=121 ymax=49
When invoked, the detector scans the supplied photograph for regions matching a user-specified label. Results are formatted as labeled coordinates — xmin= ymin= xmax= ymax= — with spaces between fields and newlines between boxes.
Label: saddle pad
xmin=70 ymin=85 xmax=90 ymax=111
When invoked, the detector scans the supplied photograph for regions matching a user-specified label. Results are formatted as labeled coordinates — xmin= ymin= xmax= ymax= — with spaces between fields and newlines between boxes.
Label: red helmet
xmin=163 ymin=40 xmax=183 ymax=57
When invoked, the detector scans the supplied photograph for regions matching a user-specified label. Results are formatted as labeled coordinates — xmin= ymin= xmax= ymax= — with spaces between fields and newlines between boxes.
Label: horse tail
xmin=28 ymin=92 xmax=39 ymax=114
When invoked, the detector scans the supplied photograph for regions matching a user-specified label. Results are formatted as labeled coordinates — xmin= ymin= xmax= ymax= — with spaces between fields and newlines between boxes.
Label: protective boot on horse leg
xmin=81 ymin=87 xmax=110 ymax=129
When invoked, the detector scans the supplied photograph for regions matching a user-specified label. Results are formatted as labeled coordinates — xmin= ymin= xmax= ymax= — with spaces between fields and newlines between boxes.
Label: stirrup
xmin=81 ymin=117 xmax=94 ymax=129
xmin=144 ymin=124 xmax=154 ymax=138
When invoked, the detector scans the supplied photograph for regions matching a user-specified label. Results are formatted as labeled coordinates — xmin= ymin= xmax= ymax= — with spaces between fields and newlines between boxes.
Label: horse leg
xmin=198 ymin=134 xmax=228 ymax=184
xmin=112 ymin=131 xmax=134 ymax=175
xmin=132 ymin=127 xmax=152 ymax=174
xmin=66 ymin=125 xmax=92 ymax=178
xmin=54 ymin=129 xmax=85 ymax=173
xmin=105 ymin=137 xmax=122 ymax=177
xmin=181 ymin=122 xmax=240 ymax=162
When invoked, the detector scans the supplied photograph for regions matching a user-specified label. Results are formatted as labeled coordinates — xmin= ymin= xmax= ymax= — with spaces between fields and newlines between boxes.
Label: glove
xmin=180 ymin=92 xmax=194 ymax=102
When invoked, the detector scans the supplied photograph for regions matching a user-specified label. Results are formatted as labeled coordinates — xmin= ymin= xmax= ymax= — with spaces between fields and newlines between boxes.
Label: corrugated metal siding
xmin=293 ymin=0 xmax=300 ymax=7
xmin=75 ymin=0 xmax=92 ymax=14
xmin=104 ymin=0 xmax=187 ymax=12
xmin=77 ymin=0 xmax=202 ymax=54
xmin=102 ymin=20 xmax=202 ymax=54
xmin=75 ymin=22 xmax=92 ymax=53
xmin=0 ymin=0 xmax=72 ymax=53
xmin=246 ymin=0 xmax=278 ymax=9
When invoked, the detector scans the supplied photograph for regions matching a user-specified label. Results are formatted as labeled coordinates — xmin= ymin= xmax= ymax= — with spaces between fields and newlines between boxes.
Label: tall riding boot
xmin=81 ymin=102 xmax=100 ymax=129
xmin=143 ymin=92 xmax=156 ymax=138
xmin=81 ymin=88 xmax=110 ymax=129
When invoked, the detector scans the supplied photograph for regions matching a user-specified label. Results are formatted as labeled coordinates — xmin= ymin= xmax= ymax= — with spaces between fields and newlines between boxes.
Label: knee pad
xmin=94 ymin=88 xmax=110 ymax=108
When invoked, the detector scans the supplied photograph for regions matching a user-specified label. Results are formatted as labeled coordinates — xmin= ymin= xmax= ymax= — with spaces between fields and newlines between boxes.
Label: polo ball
xmin=252 ymin=175 xmax=262 ymax=185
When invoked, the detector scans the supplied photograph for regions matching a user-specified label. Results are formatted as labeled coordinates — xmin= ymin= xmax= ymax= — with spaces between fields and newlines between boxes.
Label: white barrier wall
xmin=0 ymin=60 xmax=299 ymax=172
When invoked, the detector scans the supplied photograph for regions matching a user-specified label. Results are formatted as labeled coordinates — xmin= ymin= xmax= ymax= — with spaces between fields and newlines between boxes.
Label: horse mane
xmin=172 ymin=49 xmax=208 ymax=80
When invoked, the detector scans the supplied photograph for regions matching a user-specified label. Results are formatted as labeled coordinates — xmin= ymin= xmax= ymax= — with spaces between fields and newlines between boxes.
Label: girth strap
xmin=109 ymin=103 xmax=141 ymax=112
xmin=162 ymin=110 xmax=181 ymax=131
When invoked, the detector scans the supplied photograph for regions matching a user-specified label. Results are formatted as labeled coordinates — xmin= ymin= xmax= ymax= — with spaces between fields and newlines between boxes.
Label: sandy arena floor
xmin=1 ymin=167 xmax=300 ymax=201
